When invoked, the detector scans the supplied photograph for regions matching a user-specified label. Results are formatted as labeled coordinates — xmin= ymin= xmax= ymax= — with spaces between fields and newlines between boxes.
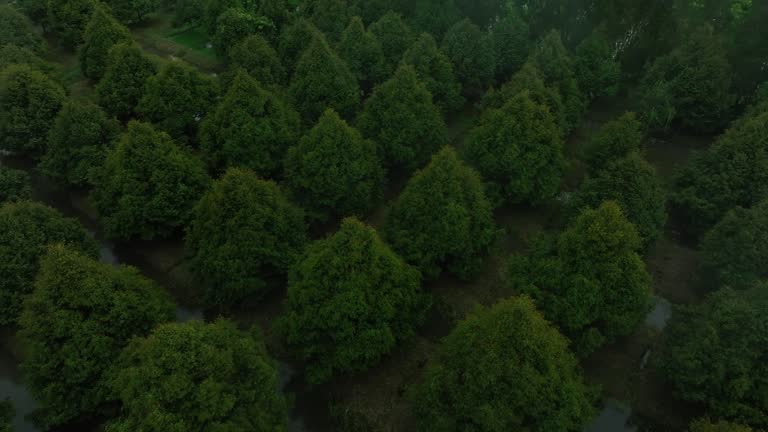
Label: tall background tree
xmin=509 ymin=201 xmax=652 ymax=356
xmin=357 ymin=65 xmax=447 ymax=172
xmin=0 ymin=5 xmax=46 ymax=54
xmin=284 ymin=109 xmax=384 ymax=221
xmin=78 ymin=4 xmax=132 ymax=81
xmin=280 ymin=218 xmax=428 ymax=383
xmin=107 ymin=320 xmax=287 ymax=431
xmin=384 ymin=147 xmax=497 ymax=280
xmin=91 ymin=121 xmax=210 ymax=240
xmin=0 ymin=167 xmax=31 ymax=203
xmin=400 ymin=33 xmax=464 ymax=113
xmin=337 ymin=16 xmax=386 ymax=92
xmin=464 ymin=91 xmax=564 ymax=205
xmin=199 ymin=70 xmax=300 ymax=177
xmin=0 ymin=201 xmax=98 ymax=324
xmin=40 ymin=101 xmax=121 ymax=187
xmin=414 ymin=296 xmax=595 ymax=432
xmin=368 ymin=11 xmax=415 ymax=74
xmin=46 ymin=0 xmax=96 ymax=49
xmin=440 ymin=18 xmax=495 ymax=96
xmin=19 ymin=245 xmax=174 ymax=428
xmin=185 ymin=168 xmax=307 ymax=307
xmin=0 ymin=64 xmax=65 ymax=158
xmin=96 ymin=42 xmax=157 ymax=119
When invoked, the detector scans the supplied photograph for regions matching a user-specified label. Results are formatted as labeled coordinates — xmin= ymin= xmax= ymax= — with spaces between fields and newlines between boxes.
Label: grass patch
xmin=166 ymin=26 xmax=216 ymax=59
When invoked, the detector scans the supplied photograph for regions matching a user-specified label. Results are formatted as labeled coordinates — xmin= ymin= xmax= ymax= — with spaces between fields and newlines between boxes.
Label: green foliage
xmin=202 ymin=0 xmax=257 ymax=36
xmin=689 ymin=419 xmax=755 ymax=432
xmin=490 ymin=8 xmax=530 ymax=81
xmin=92 ymin=121 xmax=210 ymax=240
xmin=368 ymin=11 xmax=415 ymax=73
xmin=572 ymin=153 xmax=667 ymax=247
xmin=17 ymin=0 xmax=48 ymax=29
xmin=200 ymin=70 xmax=300 ymax=176
xmin=277 ymin=17 xmax=321 ymax=73
xmin=357 ymin=65 xmax=447 ymax=171
xmin=226 ymin=34 xmax=285 ymax=87
xmin=0 ymin=64 xmax=65 ymax=158
xmin=0 ymin=43 xmax=56 ymax=76
xmin=186 ymin=168 xmax=307 ymax=306
xmin=574 ymin=29 xmax=620 ymax=101
xmin=280 ymin=217 xmax=427 ymax=383
xmin=480 ymin=62 xmax=566 ymax=131
xmin=401 ymin=33 xmax=464 ymax=113
xmin=19 ymin=245 xmax=174 ymax=428
xmin=0 ymin=202 xmax=99 ymax=325
xmin=638 ymin=26 xmax=734 ymax=133
xmin=509 ymin=201 xmax=652 ymax=356
xmin=136 ymin=60 xmax=217 ymax=141
xmin=464 ymin=91 xmax=564 ymax=205
xmin=309 ymin=0 xmax=350 ymax=41
xmin=414 ymin=296 xmax=595 ymax=432
xmin=105 ymin=0 xmax=159 ymax=24
xmin=699 ymin=200 xmax=768 ymax=290
xmin=531 ymin=30 xmax=585 ymax=132
xmin=661 ymin=287 xmax=768 ymax=427
xmin=170 ymin=0 xmax=205 ymax=26
xmin=672 ymin=110 xmax=768 ymax=236
xmin=96 ymin=42 xmax=157 ymax=119
xmin=583 ymin=112 xmax=644 ymax=170
xmin=46 ymin=0 xmax=96 ymax=49
xmin=338 ymin=16 xmax=386 ymax=91
xmin=384 ymin=147 xmax=497 ymax=280
xmin=78 ymin=4 xmax=132 ymax=81
xmin=407 ymin=0 xmax=460 ymax=39
xmin=0 ymin=399 xmax=12 ymax=432
xmin=107 ymin=319 xmax=287 ymax=432
xmin=441 ymin=18 xmax=495 ymax=95
xmin=454 ymin=0 xmax=505 ymax=27
xmin=0 ymin=167 xmax=31 ymax=203
xmin=212 ymin=7 xmax=273 ymax=60
xmin=0 ymin=5 xmax=46 ymax=54
xmin=288 ymin=34 xmax=359 ymax=124
xmin=285 ymin=109 xmax=384 ymax=221
xmin=40 ymin=101 xmax=120 ymax=187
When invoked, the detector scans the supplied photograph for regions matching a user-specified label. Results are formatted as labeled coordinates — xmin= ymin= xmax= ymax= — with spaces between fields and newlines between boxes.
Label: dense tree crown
xmin=40 ymin=101 xmax=121 ymax=186
xmin=0 ymin=167 xmax=32 ymax=203
xmin=0 ymin=201 xmax=98 ymax=325
xmin=96 ymin=42 xmax=157 ymax=119
xmin=105 ymin=0 xmax=159 ymax=24
xmin=337 ymin=16 xmax=386 ymax=92
xmin=107 ymin=320 xmax=287 ymax=432
xmin=136 ymin=60 xmax=217 ymax=141
xmin=280 ymin=217 xmax=427 ymax=383
xmin=46 ymin=0 xmax=96 ymax=49
xmin=227 ymin=34 xmax=285 ymax=88
xmin=673 ymin=109 xmax=768 ymax=236
xmin=186 ymin=168 xmax=307 ymax=307
xmin=19 ymin=245 xmax=174 ymax=428
xmin=509 ymin=201 xmax=652 ymax=355
xmin=0 ymin=5 xmax=46 ymax=54
xmin=573 ymin=28 xmax=621 ymax=101
xmin=357 ymin=65 xmax=447 ymax=171
xmin=638 ymin=25 xmax=734 ymax=132
xmin=288 ymin=34 xmax=360 ymax=124
xmin=384 ymin=147 xmax=497 ymax=280
xmin=481 ymin=61 xmax=566 ymax=131
xmin=277 ymin=17 xmax=321 ymax=73
xmin=368 ymin=11 xmax=415 ymax=74
xmin=415 ymin=296 xmax=595 ymax=432
xmin=78 ymin=4 xmax=132 ymax=81
xmin=689 ymin=419 xmax=755 ymax=432
xmin=531 ymin=30 xmax=585 ymax=132
xmin=699 ymin=200 xmax=768 ymax=291
xmin=0 ymin=44 xmax=55 ymax=76
xmin=662 ymin=287 xmax=768 ymax=428
xmin=212 ymin=7 xmax=272 ymax=60
xmin=440 ymin=18 xmax=495 ymax=96
xmin=490 ymin=7 xmax=530 ymax=81
xmin=400 ymin=32 xmax=464 ymax=113
xmin=583 ymin=112 xmax=644 ymax=170
xmin=92 ymin=121 xmax=210 ymax=240
xmin=284 ymin=109 xmax=384 ymax=221
xmin=464 ymin=91 xmax=565 ymax=205
xmin=0 ymin=64 xmax=65 ymax=158
xmin=200 ymin=70 xmax=300 ymax=177
xmin=572 ymin=152 xmax=667 ymax=247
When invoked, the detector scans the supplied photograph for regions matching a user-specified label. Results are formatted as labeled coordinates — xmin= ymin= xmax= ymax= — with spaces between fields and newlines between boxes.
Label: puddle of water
xmin=0 ymin=346 xmax=39 ymax=432
xmin=585 ymin=399 xmax=638 ymax=432
xmin=644 ymin=296 xmax=672 ymax=331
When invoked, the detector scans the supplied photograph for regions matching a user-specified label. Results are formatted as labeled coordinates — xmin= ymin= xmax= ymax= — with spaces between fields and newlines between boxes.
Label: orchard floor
xmin=1 ymin=14 xmax=720 ymax=432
